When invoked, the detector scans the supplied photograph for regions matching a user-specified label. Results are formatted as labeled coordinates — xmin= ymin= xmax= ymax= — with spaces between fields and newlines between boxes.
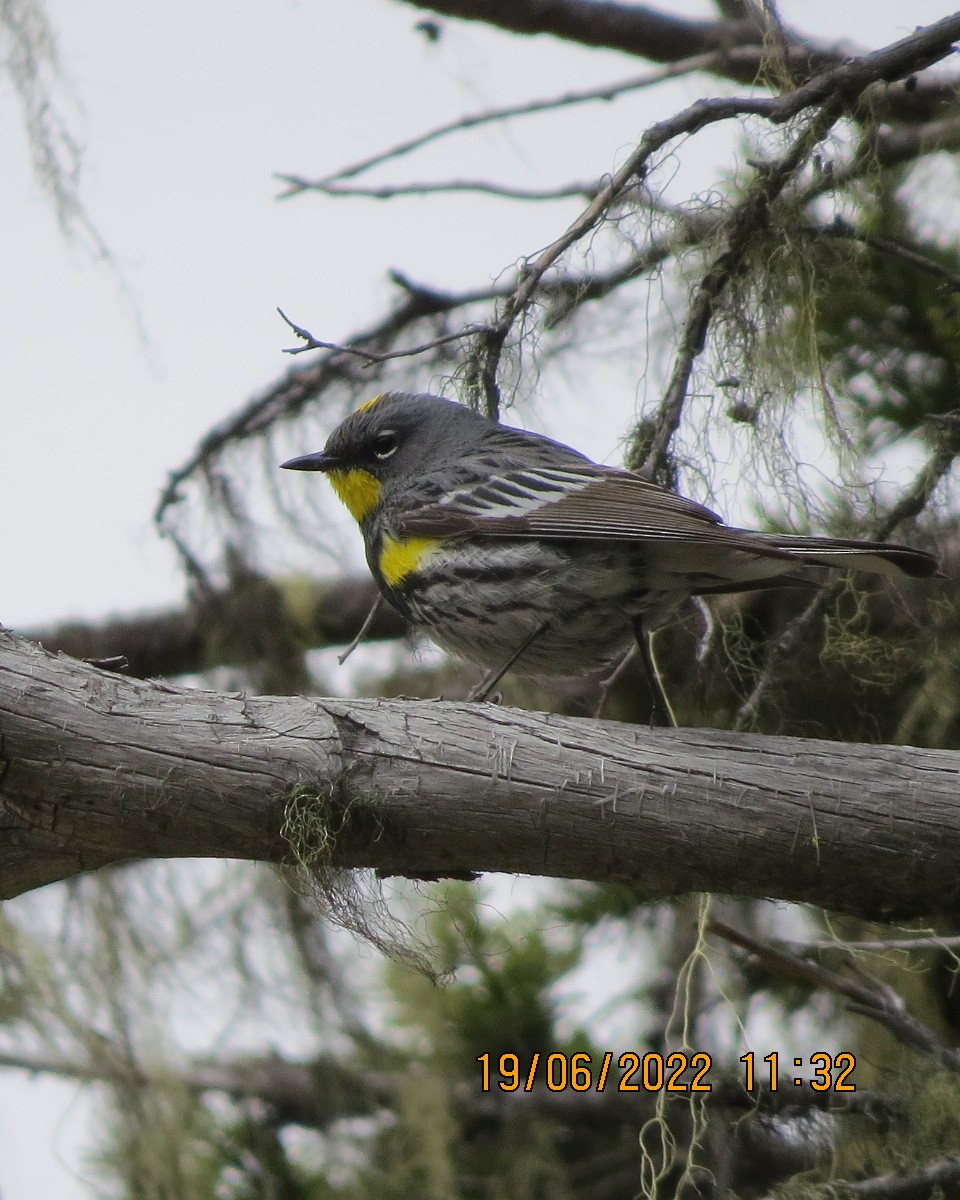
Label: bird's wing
xmin=391 ymin=452 xmax=939 ymax=579
xmin=396 ymin=461 xmax=778 ymax=551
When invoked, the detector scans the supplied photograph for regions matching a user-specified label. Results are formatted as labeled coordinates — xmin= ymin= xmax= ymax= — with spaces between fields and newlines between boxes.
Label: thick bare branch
xmin=3 ymin=631 xmax=960 ymax=919
xmin=396 ymin=0 xmax=803 ymax=78
xmin=416 ymin=0 xmax=761 ymax=55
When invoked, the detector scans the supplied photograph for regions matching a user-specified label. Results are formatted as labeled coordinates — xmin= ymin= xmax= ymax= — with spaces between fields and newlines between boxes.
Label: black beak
xmin=281 ymin=450 xmax=337 ymax=472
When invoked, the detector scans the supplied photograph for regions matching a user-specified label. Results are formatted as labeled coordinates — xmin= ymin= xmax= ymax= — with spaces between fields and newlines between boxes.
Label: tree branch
xmin=734 ymin=418 xmax=960 ymax=730
xmin=3 ymin=631 xmax=960 ymax=918
xmin=277 ymin=306 xmax=487 ymax=361
xmin=638 ymin=102 xmax=840 ymax=481
xmin=278 ymin=178 xmax=602 ymax=203
xmin=710 ymin=919 xmax=960 ymax=1071
xmin=16 ymin=575 xmax=405 ymax=679
xmin=395 ymin=0 xmax=960 ymax=121
xmin=407 ymin=0 xmax=763 ymax=57
xmin=279 ymin=53 xmax=727 ymax=194
xmin=792 ymin=934 xmax=960 ymax=956
xmin=154 ymin=274 xmax=508 ymax=524
xmin=824 ymin=1156 xmax=960 ymax=1200
xmin=462 ymin=12 xmax=960 ymax=414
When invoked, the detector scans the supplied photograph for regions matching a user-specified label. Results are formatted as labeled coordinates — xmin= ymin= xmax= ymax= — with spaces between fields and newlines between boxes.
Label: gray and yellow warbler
xmin=282 ymin=391 xmax=938 ymax=716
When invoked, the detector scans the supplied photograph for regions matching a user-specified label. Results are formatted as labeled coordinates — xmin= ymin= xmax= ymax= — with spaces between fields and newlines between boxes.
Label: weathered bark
xmin=1 ymin=630 xmax=959 ymax=917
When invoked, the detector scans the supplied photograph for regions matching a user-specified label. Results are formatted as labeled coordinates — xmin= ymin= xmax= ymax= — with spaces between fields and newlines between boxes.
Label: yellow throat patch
xmin=379 ymin=535 xmax=440 ymax=588
xmin=328 ymin=468 xmax=380 ymax=522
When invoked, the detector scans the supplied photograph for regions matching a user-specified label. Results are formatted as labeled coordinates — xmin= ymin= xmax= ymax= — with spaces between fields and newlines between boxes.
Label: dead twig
xmin=802 ymin=218 xmax=960 ymax=295
xmin=277 ymin=307 xmax=488 ymax=363
xmin=277 ymin=178 xmax=602 ymax=203
xmin=709 ymin=918 xmax=960 ymax=1071
xmin=815 ymin=1155 xmax=960 ymax=1200
xmin=790 ymin=934 xmax=960 ymax=957
xmin=280 ymin=53 xmax=728 ymax=194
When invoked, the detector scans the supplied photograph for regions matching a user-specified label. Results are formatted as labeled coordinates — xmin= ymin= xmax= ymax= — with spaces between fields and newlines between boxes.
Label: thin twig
xmin=731 ymin=585 xmax=832 ymax=731
xmin=277 ymin=178 xmax=602 ymax=203
xmin=281 ymin=53 xmax=727 ymax=192
xmin=802 ymin=219 xmax=960 ymax=295
xmin=709 ymin=918 xmax=960 ymax=1071
xmin=154 ymin=274 xmax=511 ymax=525
xmin=593 ymin=645 xmax=639 ymax=718
xmin=823 ymin=1155 xmax=960 ymax=1200
xmin=337 ymin=596 xmax=388 ymax=665
xmin=277 ymin=307 xmax=488 ymax=363
xmin=791 ymin=934 xmax=960 ymax=956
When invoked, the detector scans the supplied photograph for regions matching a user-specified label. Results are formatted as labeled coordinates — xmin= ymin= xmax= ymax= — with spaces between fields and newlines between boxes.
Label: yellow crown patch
xmin=356 ymin=393 xmax=387 ymax=414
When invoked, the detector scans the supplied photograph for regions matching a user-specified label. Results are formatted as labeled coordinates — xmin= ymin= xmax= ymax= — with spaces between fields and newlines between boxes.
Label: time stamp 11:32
xmin=476 ymin=1050 xmax=857 ymax=1093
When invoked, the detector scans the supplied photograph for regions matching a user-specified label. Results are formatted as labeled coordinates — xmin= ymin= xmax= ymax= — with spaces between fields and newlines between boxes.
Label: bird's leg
xmin=468 ymin=619 xmax=552 ymax=703
xmin=632 ymin=619 xmax=677 ymax=728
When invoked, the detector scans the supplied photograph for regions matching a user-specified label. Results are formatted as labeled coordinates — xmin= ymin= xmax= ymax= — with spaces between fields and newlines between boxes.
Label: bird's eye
xmin=372 ymin=431 xmax=398 ymax=459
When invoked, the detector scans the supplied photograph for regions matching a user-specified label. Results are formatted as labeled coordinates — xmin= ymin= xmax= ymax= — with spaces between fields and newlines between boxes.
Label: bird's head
xmin=281 ymin=391 xmax=490 ymax=522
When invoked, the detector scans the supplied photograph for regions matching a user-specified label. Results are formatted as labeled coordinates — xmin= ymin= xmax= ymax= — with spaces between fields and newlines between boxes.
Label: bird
xmin=281 ymin=391 xmax=939 ymax=722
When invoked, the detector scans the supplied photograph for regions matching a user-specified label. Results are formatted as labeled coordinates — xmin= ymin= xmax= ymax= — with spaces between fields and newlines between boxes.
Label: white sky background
xmin=0 ymin=0 xmax=951 ymax=1195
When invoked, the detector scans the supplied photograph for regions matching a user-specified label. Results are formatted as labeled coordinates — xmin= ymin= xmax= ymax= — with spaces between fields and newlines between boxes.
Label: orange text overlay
xmin=477 ymin=1050 xmax=858 ymax=1093
xmin=477 ymin=1051 xmax=713 ymax=1093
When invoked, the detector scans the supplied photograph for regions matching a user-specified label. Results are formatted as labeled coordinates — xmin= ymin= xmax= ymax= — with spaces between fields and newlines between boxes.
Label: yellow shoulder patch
xmin=356 ymin=393 xmax=387 ymax=414
xmin=379 ymin=535 xmax=440 ymax=588
xmin=328 ymin=468 xmax=380 ymax=522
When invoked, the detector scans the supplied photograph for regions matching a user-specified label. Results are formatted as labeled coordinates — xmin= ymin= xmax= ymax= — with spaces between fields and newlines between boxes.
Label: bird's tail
xmin=750 ymin=532 xmax=941 ymax=580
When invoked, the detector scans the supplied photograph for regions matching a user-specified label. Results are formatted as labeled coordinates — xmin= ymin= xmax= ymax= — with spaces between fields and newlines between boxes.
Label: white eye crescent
xmin=373 ymin=431 xmax=398 ymax=459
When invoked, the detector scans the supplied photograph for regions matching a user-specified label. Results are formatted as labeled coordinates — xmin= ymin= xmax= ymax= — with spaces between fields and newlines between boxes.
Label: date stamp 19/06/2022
xmin=476 ymin=1050 xmax=857 ymax=1094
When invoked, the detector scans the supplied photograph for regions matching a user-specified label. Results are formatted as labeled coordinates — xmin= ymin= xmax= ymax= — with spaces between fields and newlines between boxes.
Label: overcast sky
xmin=0 ymin=0 xmax=950 ymax=1194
